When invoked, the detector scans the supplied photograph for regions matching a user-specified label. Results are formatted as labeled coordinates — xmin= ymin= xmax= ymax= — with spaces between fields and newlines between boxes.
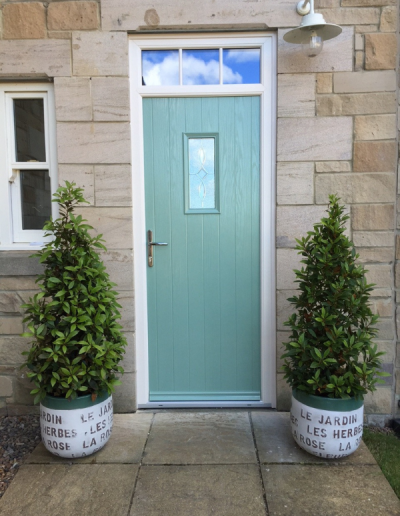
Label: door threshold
xmin=138 ymin=401 xmax=272 ymax=409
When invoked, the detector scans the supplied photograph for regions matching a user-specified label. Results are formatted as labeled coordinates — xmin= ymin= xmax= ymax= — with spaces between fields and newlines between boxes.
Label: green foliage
xmin=281 ymin=195 xmax=387 ymax=399
xmin=21 ymin=182 xmax=127 ymax=404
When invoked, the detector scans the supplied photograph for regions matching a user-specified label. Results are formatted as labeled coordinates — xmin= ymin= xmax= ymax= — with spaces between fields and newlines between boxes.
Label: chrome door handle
xmin=148 ymin=230 xmax=168 ymax=267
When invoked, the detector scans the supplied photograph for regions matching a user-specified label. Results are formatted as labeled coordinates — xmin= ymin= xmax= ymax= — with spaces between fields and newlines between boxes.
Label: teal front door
xmin=143 ymin=96 xmax=261 ymax=402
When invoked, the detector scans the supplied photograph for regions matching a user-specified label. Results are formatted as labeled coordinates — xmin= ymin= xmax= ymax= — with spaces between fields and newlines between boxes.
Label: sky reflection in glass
xmin=142 ymin=48 xmax=261 ymax=86
xmin=142 ymin=50 xmax=179 ymax=85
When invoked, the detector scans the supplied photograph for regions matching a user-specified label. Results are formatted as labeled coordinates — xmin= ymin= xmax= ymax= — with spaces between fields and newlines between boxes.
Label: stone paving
xmin=0 ymin=411 xmax=399 ymax=516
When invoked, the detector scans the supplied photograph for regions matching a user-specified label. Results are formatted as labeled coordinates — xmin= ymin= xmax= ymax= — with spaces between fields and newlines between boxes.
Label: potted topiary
xmin=21 ymin=182 xmax=127 ymax=459
xmin=281 ymin=195 xmax=387 ymax=459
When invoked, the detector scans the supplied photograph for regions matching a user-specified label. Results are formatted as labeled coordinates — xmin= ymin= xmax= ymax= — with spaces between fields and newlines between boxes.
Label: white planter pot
xmin=290 ymin=389 xmax=364 ymax=459
xmin=40 ymin=393 xmax=113 ymax=459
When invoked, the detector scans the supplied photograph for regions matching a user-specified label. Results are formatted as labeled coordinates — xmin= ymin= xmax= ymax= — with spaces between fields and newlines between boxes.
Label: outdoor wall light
xmin=283 ymin=0 xmax=342 ymax=57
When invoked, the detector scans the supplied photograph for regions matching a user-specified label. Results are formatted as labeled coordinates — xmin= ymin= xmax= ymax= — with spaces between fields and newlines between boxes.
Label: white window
xmin=0 ymin=83 xmax=58 ymax=250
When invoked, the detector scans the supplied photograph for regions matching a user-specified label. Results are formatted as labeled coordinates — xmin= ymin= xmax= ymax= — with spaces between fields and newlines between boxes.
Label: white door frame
xmin=129 ymin=32 xmax=277 ymax=408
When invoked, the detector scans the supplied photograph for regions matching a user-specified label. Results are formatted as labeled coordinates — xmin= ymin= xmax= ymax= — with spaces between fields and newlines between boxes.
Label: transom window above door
xmin=142 ymin=48 xmax=261 ymax=86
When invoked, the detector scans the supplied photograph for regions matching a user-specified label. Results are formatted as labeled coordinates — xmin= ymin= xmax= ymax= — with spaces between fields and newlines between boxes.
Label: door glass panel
xmin=188 ymin=137 xmax=216 ymax=209
xmin=142 ymin=50 xmax=179 ymax=85
xmin=223 ymin=48 xmax=261 ymax=84
xmin=14 ymin=99 xmax=46 ymax=162
xmin=20 ymin=170 xmax=51 ymax=229
xmin=182 ymin=49 xmax=219 ymax=85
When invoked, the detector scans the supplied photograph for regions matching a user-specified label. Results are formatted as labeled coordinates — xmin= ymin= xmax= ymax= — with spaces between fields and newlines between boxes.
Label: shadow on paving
xmin=0 ymin=411 xmax=399 ymax=516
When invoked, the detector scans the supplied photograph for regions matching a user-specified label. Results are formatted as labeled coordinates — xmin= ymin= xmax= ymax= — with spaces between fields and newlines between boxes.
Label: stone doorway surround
xmin=0 ymin=0 xmax=397 ymax=423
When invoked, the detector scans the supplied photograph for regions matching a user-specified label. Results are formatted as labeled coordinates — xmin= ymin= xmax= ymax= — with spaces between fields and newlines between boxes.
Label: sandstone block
xmin=0 ymin=377 xmax=13 ymax=398
xmin=92 ymin=78 xmax=130 ymax=122
xmin=353 ymin=141 xmax=397 ymax=172
xmin=0 ymin=317 xmax=23 ymax=335
xmin=380 ymin=6 xmax=397 ymax=32
xmin=0 ymin=277 xmax=38 ymax=290
xmin=117 ymin=294 xmax=135 ymax=332
xmin=316 ymin=73 xmax=332 ymax=93
xmin=375 ymin=340 xmax=395 ymax=362
xmin=365 ymin=264 xmax=392 ymax=288
xmin=113 ymin=372 xmax=136 ymax=412
xmin=48 ymin=1 xmax=99 ymax=31
xmin=276 ymin=331 xmax=290 ymax=370
xmin=54 ymin=78 xmax=92 ymax=122
xmin=0 ymin=253 xmax=43 ymax=276
xmin=356 ymin=247 xmax=393 ymax=263
xmin=48 ymin=31 xmax=72 ymax=40
xmin=278 ymin=27 xmax=353 ymax=73
xmin=315 ymin=161 xmax=351 ymax=172
xmin=353 ymin=231 xmax=394 ymax=247
xmin=395 ymin=262 xmax=400 ymax=287
xmin=0 ymin=337 xmax=30 ymax=365
xmin=365 ymin=33 xmax=397 ymax=70
xmin=120 ymin=332 xmax=134 ymax=373
xmin=352 ymin=204 xmax=394 ymax=231
xmin=342 ymin=0 xmax=396 ymax=5
xmin=277 ymin=74 xmax=315 ymax=118
xmin=354 ymin=51 xmax=364 ymax=72
xmin=75 ymin=207 xmax=133 ymax=249
xmin=101 ymin=0 xmax=299 ymax=31
xmin=17 ymin=291 xmax=39 ymax=305
xmin=58 ymin=165 xmax=94 ymax=205
xmin=370 ymin=298 xmax=392 ymax=317
xmin=375 ymin=318 xmax=394 ymax=340
xmin=94 ymin=165 xmax=132 ymax=206
xmin=276 ymin=374 xmax=291 ymax=411
xmin=57 ymin=122 xmax=131 ymax=164
xmin=315 ymin=173 xmax=395 ymax=204
xmin=355 ymin=24 xmax=378 ymax=33
xmin=355 ymin=34 xmax=364 ymax=51
xmin=317 ymin=92 xmax=396 ymax=116
xmin=315 ymin=0 xmax=340 ymax=6
xmin=72 ymin=32 xmax=128 ymax=76
xmin=277 ymin=117 xmax=352 ymax=161
xmin=3 ymin=3 xmax=46 ymax=39
xmin=396 ymin=235 xmax=400 ymax=259
xmin=277 ymin=205 xmax=328 ymax=248
xmin=333 ymin=70 xmax=396 ymax=93
xmin=0 ymin=40 xmax=71 ymax=77
xmin=12 ymin=370 xmax=34 ymax=405
xmin=99 ymin=250 xmax=133 ymax=291
xmin=354 ymin=114 xmax=396 ymax=140
xmin=277 ymin=290 xmax=297 ymax=331
xmin=276 ymin=249 xmax=302 ymax=290
xmin=276 ymin=162 xmax=314 ymax=205
xmin=0 ymin=293 xmax=22 ymax=314
xmin=318 ymin=7 xmax=380 ymax=25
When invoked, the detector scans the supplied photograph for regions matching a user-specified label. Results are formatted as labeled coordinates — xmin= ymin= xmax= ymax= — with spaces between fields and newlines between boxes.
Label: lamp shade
xmin=283 ymin=12 xmax=342 ymax=44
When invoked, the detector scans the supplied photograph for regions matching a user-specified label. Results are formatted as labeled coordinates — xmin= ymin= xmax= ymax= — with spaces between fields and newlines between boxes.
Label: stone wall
xmin=0 ymin=0 xmax=398 ymax=419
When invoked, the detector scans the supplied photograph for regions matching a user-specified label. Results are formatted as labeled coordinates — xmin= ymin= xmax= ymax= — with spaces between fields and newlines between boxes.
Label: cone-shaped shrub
xmin=21 ymin=182 xmax=127 ymax=403
xmin=281 ymin=195 xmax=387 ymax=399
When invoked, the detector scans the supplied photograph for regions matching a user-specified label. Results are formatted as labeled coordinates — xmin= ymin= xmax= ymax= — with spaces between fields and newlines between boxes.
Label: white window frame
xmin=0 ymin=83 xmax=58 ymax=250
xmin=129 ymin=32 xmax=277 ymax=409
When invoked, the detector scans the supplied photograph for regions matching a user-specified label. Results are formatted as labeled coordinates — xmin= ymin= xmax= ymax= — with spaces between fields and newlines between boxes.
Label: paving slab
xmin=26 ymin=413 xmax=152 ymax=464
xmin=262 ymin=464 xmax=400 ymax=516
xmin=252 ymin=411 xmax=376 ymax=465
xmin=130 ymin=464 xmax=266 ymax=516
xmin=143 ymin=412 xmax=256 ymax=464
xmin=0 ymin=464 xmax=138 ymax=516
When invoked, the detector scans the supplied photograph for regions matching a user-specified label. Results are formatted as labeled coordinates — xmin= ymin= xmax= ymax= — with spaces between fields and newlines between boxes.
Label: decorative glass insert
xmin=142 ymin=50 xmax=179 ymax=86
xmin=182 ymin=49 xmax=219 ymax=85
xmin=222 ymin=48 xmax=261 ymax=84
xmin=20 ymin=170 xmax=51 ymax=230
xmin=14 ymin=99 xmax=46 ymax=162
xmin=184 ymin=134 xmax=219 ymax=214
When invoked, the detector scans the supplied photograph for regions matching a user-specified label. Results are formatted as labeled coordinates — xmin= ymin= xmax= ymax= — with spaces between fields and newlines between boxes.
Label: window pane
xmin=182 ymin=49 xmax=219 ymax=85
xmin=14 ymin=99 xmax=46 ymax=162
xmin=188 ymin=138 xmax=215 ymax=209
xmin=223 ymin=48 xmax=261 ymax=84
xmin=142 ymin=50 xmax=179 ymax=86
xmin=20 ymin=170 xmax=51 ymax=230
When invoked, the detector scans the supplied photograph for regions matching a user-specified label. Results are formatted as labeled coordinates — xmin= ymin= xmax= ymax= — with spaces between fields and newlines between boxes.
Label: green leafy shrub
xmin=21 ymin=182 xmax=127 ymax=403
xmin=281 ymin=195 xmax=387 ymax=399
